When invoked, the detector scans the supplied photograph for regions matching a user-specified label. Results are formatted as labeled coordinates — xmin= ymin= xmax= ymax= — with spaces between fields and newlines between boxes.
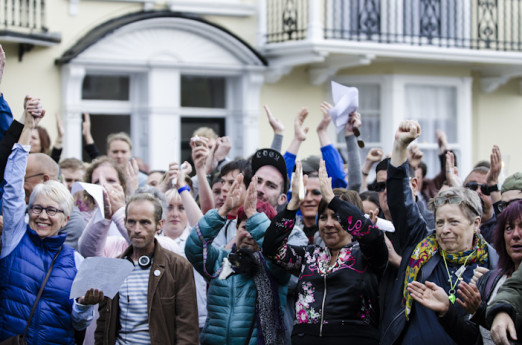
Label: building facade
xmin=1 ymin=0 xmax=521 ymax=177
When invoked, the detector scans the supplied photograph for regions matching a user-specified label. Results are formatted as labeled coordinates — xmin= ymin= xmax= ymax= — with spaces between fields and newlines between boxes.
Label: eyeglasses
xmin=498 ymin=198 xmax=522 ymax=212
xmin=464 ymin=182 xmax=489 ymax=195
xmin=24 ymin=173 xmax=44 ymax=182
xmin=373 ymin=181 xmax=386 ymax=192
xmin=353 ymin=128 xmax=365 ymax=149
xmin=433 ymin=196 xmax=481 ymax=217
xmin=30 ymin=205 xmax=64 ymax=216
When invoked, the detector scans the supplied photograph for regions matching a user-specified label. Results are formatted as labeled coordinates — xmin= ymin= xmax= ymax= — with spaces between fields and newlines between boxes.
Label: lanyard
xmin=441 ymin=250 xmax=473 ymax=304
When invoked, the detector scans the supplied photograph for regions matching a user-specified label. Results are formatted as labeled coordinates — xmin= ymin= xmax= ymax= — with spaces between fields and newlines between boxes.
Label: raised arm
xmin=185 ymin=173 xmax=244 ymax=278
xmin=172 ymin=161 xmax=203 ymax=226
xmin=263 ymin=161 xmax=307 ymax=275
xmin=360 ymin=148 xmax=383 ymax=192
xmin=1 ymin=97 xmax=43 ymax=258
xmin=190 ymin=138 xmax=214 ymax=214
xmin=284 ymin=108 xmax=309 ymax=179
xmin=388 ymin=120 xmax=428 ymax=254
xmin=344 ymin=111 xmax=362 ymax=192
xmin=264 ymin=105 xmax=284 ymax=152
xmin=51 ymin=112 xmax=64 ymax=163
xmin=82 ymin=113 xmax=100 ymax=160
xmin=318 ymin=102 xmax=347 ymax=188
xmin=318 ymin=159 xmax=387 ymax=270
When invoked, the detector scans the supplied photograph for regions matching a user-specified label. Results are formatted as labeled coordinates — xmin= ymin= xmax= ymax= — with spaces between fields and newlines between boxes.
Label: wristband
xmin=178 ymin=185 xmax=191 ymax=194
xmin=362 ymin=171 xmax=369 ymax=176
xmin=483 ymin=184 xmax=498 ymax=195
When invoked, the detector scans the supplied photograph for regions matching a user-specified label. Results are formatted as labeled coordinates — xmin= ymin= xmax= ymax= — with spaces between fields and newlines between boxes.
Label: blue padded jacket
xmin=186 ymin=210 xmax=290 ymax=345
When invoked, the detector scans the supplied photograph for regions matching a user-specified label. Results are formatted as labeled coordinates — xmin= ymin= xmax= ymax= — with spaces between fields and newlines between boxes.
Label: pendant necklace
xmin=441 ymin=250 xmax=473 ymax=304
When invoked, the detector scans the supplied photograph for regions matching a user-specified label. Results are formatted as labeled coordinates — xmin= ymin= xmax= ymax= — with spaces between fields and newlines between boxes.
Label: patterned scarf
xmin=402 ymin=233 xmax=489 ymax=319
xmin=252 ymin=251 xmax=286 ymax=345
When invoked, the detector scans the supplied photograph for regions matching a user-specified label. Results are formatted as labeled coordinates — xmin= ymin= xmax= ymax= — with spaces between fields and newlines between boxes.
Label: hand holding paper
xmin=329 ymin=81 xmax=359 ymax=133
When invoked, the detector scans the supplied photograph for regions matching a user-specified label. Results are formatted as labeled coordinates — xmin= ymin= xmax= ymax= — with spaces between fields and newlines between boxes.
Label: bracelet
xmin=177 ymin=185 xmax=191 ymax=194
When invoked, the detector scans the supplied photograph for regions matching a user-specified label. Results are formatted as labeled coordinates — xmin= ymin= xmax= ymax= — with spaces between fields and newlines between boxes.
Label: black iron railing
xmin=265 ymin=0 xmax=522 ymax=51
xmin=1 ymin=0 xmax=48 ymax=34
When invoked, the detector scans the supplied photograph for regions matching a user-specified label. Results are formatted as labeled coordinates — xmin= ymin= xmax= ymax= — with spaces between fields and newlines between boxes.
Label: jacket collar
xmin=27 ymin=224 xmax=66 ymax=252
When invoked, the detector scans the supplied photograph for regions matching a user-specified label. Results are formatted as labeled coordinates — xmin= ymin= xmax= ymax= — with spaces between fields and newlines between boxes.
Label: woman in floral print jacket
xmin=263 ymin=161 xmax=388 ymax=345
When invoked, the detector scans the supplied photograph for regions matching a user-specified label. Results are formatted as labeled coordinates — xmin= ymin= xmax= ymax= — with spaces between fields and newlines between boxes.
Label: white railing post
xmin=257 ymin=0 xmax=267 ymax=47
xmin=307 ymin=0 xmax=323 ymax=42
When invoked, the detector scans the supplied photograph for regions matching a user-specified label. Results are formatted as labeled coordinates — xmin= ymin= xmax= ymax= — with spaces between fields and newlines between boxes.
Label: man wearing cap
xmin=251 ymin=148 xmax=289 ymax=210
xmin=495 ymin=172 xmax=522 ymax=215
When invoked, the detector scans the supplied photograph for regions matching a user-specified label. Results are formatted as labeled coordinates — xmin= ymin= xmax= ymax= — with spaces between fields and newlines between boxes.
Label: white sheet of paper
xmin=70 ymin=257 xmax=134 ymax=299
xmin=329 ymin=81 xmax=359 ymax=133
xmin=71 ymin=182 xmax=105 ymax=223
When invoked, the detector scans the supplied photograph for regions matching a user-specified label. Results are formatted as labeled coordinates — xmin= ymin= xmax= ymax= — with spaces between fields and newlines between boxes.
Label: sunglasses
xmin=498 ymin=198 xmax=522 ymax=212
xmin=373 ymin=181 xmax=386 ymax=192
xmin=433 ymin=196 xmax=481 ymax=217
xmin=352 ymin=128 xmax=365 ymax=149
xmin=464 ymin=182 xmax=489 ymax=194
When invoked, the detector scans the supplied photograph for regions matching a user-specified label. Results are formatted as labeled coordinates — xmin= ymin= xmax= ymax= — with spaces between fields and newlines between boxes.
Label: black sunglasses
xmin=353 ymin=128 xmax=365 ymax=149
xmin=498 ymin=198 xmax=522 ymax=212
xmin=373 ymin=181 xmax=386 ymax=192
xmin=465 ymin=182 xmax=490 ymax=195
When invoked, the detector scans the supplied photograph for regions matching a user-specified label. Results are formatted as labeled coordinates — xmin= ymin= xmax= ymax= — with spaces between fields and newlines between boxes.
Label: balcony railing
xmin=0 ymin=0 xmax=60 ymax=45
xmin=265 ymin=0 xmax=522 ymax=52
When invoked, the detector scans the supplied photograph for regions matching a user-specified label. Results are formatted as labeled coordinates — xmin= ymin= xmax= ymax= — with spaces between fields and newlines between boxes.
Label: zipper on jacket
xmin=319 ymin=274 xmax=327 ymax=337
xmin=382 ymin=309 xmax=404 ymax=341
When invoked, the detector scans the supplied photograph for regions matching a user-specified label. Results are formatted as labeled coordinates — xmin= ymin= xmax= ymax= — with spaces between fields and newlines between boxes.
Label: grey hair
xmin=125 ymin=193 xmax=163 ymax=224
xmin=428 ymin=186 xmax=482 ymax=223
xmin=29 ymin=180 xmax=74 ymax=217
xmin=133 ymin=186 xmax=167 ymax=220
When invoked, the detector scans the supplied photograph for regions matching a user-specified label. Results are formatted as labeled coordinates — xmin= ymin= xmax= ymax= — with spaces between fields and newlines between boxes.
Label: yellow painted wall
xmin=472 ymin=75 xmax=522 ymax=176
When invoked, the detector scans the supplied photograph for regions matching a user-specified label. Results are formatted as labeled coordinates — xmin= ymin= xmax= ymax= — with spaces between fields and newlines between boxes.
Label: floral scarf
xmin=402 ymin=233 xmax=489 ymax=319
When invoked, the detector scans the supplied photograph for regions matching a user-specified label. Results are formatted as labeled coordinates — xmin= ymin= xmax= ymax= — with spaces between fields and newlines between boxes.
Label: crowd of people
xmin=0 ymin=44 xmax=521 ymax=345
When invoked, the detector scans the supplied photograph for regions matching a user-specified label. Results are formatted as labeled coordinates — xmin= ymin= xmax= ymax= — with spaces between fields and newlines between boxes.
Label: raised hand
xmin=317 ymin=102 xmax=332 ymax=133
xmin=408 ymin=280 xmax=450 ymax=316
xmin=0 ymin=44 xmax=5 ymax=86
xmin=345 ymin=111 xmax=362 ymax=135
xmin=264 ymin=105 xmax=284 ymax=135
xmin=124 ymin=158 xmax=139 ymax=195
xmin=213 ymin=136 xmax=231 ymax=164
xmin=103 ymin=183 xmax=125 ymax=218
xmin=82 ymin=113 xmax=94 ymax=144
xmin=456 ymin=281 xmax=482 ymax=314
xmin=244 ymin=175 xmax=258 ymax=218
xmin=78 ymin=288 xmax=104 ymax=305
xmin=445 ymin=151 xmax=461 ymax=187
xmin=288 ymin=161 xmax=306 ymax=211
xmin=395 ymin=120 xmax=421 ymax=147
xmin=436 ymin=129 xmax=449 ymax=153
xmin=318 ymin=160 xmax=334 ymax=204
xmin=294 ymin=107 xmax=309 ymax=142
xmin=218 ymin=173 xmax=244 ymax=218
xmin=408 ymin=144 xmax=424 ymax=169
xmin=486 ymin=145 xmax=502 ymax=186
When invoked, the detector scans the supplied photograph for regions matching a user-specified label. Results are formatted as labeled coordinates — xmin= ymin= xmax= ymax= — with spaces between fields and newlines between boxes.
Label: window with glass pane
xmin=181 ymin=76 xmax=225 ymax=108
xmin=82 ymin=76 xmax=130 ymax=100
xmin=405 ymin=84 xmax=457 ymax=178
xmin=336 ymin=83 xmax=381 ymax=163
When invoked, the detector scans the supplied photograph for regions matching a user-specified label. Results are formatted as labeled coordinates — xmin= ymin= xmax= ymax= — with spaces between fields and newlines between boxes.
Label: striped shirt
xmin=116 ymin=263 xmax=151 ymax=345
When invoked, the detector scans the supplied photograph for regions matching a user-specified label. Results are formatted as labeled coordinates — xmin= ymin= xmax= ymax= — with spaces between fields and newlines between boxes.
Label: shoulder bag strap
xmin=22 ymin=246 xmax=63 ymax=337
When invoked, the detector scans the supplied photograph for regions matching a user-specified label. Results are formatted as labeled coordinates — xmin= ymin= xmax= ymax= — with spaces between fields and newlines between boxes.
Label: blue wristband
xmin=178 ymin=185 xmax=191 ymax=194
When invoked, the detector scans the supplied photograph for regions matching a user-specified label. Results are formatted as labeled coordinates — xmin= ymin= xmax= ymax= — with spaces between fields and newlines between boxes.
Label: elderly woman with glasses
xmin=380 ymin=120 xmax=498 ymax=345
xmin=0 ymin=105 xmax=101 ymax=344
xmin=408 ymin=200 xmax=522 ymax=345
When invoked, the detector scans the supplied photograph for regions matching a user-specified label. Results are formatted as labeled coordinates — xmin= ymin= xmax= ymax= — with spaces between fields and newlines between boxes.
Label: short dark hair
xmin=417 ymin=162 xmax=427 ymax=178
xmin=493 ymin=200 xmax=522 ymax=276
xmin=360 ymin=191 xmax=380 ymax=208
xmin=220 ymin=159 xmax=252 ymax=188
xmin=375 ymin=158 xmax=390 ymax=174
